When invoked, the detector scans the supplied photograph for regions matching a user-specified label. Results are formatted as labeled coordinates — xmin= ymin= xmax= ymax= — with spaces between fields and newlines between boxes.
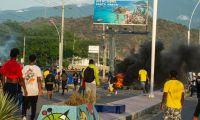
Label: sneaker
xmin=22 ymin=116 xmax=26 ymax=120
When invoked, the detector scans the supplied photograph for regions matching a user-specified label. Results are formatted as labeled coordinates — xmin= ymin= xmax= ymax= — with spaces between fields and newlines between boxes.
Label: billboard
xmin=93 ymin=0 xmax=148 ymax=25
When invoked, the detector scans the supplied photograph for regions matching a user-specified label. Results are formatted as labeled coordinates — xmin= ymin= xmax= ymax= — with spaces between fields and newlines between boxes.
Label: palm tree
xmin=0 ymin=92 xmax=20 ymax=120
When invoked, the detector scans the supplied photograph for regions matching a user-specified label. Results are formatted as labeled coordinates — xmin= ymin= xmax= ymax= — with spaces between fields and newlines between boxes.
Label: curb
xmin=99 ymin=91 xmax=162 ymax=120
xmin=132 ymin=102 xmax=161 ymax=120
xmin=109 ymin=102 xmax=161 ymax=120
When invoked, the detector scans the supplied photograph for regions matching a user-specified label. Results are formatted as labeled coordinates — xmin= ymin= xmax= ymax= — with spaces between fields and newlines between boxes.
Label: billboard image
xmin=93 ymin=0 xmax=148 ymax=25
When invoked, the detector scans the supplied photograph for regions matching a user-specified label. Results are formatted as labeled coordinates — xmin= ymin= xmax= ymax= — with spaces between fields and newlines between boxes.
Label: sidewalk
xmin=36 ymin=90 xmax=162 ymax=120
xmin=100 ymin=91 xmax=162 ymax=120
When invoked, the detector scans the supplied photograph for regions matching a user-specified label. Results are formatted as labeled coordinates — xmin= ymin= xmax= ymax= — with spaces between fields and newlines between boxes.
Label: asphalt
xmin=139 ymin=96 xmax=198 ymax=120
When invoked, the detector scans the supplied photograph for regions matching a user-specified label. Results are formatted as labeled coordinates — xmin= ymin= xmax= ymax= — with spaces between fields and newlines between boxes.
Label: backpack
xmin=45 ymin=74 xmax=55 ymax=83
xmin=84 ymin=67 xmax=95 ymax=83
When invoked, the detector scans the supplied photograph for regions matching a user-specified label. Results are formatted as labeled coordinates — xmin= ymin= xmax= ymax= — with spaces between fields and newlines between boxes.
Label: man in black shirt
xmin=193 ymin=73 xmax=200 ymax=120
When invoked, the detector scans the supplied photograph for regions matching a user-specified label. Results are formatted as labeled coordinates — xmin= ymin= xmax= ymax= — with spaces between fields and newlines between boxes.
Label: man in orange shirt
xmin=0 ymin=48 xmax=27 ymax=100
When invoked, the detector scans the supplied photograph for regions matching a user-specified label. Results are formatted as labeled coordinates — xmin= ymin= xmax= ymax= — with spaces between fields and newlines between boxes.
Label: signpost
xmin=88 ymin=45 xmax=100 ymax=65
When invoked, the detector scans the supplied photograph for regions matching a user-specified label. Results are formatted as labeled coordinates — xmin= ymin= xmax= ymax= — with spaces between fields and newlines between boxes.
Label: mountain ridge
xmin=0 ymin=0 xmax=200 ymax=28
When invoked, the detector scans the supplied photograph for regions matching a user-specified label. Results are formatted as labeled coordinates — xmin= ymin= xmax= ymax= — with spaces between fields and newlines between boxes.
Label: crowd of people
xmin=1 ymin=48 xmax=200 ymax=120
xmin=0 ymin=48 xmax=100 ymax=120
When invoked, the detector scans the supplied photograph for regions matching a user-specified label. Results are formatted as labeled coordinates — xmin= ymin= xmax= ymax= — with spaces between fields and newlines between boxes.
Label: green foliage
xmin=0 ymin=92 xmax=20 ymax=120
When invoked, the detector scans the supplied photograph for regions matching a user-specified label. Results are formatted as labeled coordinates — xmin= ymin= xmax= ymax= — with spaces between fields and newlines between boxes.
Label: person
xmin=43 ymin=68 xmax=50 ymax=79
xmin=192 ymin=72 xmax=200 ymax=120
xmin=138 ymin=67 xmax=149 ymax=93
xmin=78 ymin=68 xmax=86 ymax=96
xmin=190 ymin=72 xmax=197 ymax=97
xmin=61 ymin=70 xmax=68 ymax=95
xmin=82 ymin=59 xmax=100 ymax=103
xmin=45 ymin=70 xmax=55 ymax=100
xmin=160 ymin=70 xmax=184 ymax=120
xmin=52 ymin=69 xmax=57 ymax=91
xmin=73 ymin=69 xmax=79 ymax=91
xmin=108 ymin=71 xmax=115 ymax=94
xmin=0 ymin=48 xmax=27 ymax=101
xmin=22 ymin=54 xmax=43 ymax=120
xmin=55 ymin=71 xmax=61 ymax=92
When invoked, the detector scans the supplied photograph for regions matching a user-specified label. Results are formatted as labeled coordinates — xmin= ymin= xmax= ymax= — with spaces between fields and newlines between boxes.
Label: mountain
xmin=0 ymin=4 xmax=93 ymax=22
xmin=0 ymin=0 xmax=200 ymax=28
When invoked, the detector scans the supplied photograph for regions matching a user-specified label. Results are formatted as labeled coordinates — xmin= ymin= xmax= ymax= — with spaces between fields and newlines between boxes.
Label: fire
xmin=115 ymin=73 xmax=124 ymax=89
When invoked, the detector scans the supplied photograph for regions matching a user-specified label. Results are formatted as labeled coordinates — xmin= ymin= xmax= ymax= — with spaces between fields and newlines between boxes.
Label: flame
xmin=115 ymin=73 xmax=124 ymax=89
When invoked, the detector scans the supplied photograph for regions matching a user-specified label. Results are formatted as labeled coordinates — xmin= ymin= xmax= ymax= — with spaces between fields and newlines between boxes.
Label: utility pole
xmin=23 ymin=36 xmax=26 ymax=64
xmin=102 ymin=24 xmax=107 ymax=80
xmin=72 ymin=32 xmax=75 ymax=65
xmin=60 ymin=0 xmax=65 ymax=72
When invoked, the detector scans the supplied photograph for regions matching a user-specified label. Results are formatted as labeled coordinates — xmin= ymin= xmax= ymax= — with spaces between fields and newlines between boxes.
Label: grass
xmin=65 ymin=91 xmax=95 ymax=106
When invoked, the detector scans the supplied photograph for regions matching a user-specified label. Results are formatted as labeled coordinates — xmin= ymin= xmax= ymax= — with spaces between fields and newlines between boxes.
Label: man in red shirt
xmin=0 ymin=48 xmax=27 ymax=100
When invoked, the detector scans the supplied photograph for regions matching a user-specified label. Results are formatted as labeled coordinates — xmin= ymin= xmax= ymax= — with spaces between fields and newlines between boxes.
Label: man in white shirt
xmin=22 ymin=54 xmax=43 ymax=120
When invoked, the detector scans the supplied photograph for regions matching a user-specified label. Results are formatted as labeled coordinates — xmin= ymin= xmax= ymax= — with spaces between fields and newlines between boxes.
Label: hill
xmin=0 ymin=16 xmax=199 ymax=67
xmin=0 ymin=0 xmax=200 ymax=28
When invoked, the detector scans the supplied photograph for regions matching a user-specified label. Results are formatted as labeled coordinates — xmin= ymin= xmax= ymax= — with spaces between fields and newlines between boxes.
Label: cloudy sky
xmin=0 ymin=0 xmax=94 ymax=10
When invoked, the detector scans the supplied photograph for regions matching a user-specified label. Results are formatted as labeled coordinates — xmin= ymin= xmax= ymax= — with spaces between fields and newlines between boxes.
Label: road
xmin=143 ymin=97 xmax=198 ymax=120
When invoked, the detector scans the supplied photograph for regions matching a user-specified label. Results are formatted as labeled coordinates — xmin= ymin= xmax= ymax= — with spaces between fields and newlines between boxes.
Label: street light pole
xmin=72 ymin=33 xmax=75 ymax=65
xmin=49 ymin=19 xmax=61 ymax=70
xmin=23 ymin=36 xmax=26 ymax=64
xmin=188 ymin=0 xmax=200 ymax=45
xmin=149 ymin=0 xmax=158 ymax=98
xmin=60 ymin=0 xmax=65 ymax=72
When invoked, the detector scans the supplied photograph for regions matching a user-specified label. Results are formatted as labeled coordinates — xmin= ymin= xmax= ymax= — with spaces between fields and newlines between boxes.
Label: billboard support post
xmin=108 ymin=29 xmax=115 ymax=73
xmin=102 ymin=24 xmax=107 ymax=80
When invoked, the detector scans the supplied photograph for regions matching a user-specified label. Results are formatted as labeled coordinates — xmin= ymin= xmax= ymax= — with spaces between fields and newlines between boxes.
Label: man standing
xmin=45 ymin=70 xmax=55 ymax=100
xmin=190 ymin=72 xmax=196 ymax=97
xmin=0 ymin=48 xmax=27 ymax=100
xmin=138 ymin=67 xmax=149 ymax=93
xmin=22 ymin=54 xmax=43 ymax=120
xmin=83 ymin=59 xmax=100 ymax=103
xmin=61 ymin=70 xmax=68 ymax=95
xmin=192 ymin=73 xmax=200 ymax=120
xmin=73 ymin=69 xmax=79 ymax=91
xmin=160 ymin=70 xmax=184 ymax=120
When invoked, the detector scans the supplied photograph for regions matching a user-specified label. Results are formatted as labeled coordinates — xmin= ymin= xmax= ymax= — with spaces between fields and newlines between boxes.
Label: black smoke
xmin=116 ymin=41 xmax=200 ymax=88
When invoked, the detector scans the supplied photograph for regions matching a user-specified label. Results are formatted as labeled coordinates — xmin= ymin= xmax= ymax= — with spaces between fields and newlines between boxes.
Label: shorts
xmin=194 ymin=99 xmax=200 ymax=117
xmin=3 ymin=83 xmax=21 ymax=101
xmin=163 ymin=107 xmax=182 ymax=120
xmin=62 ymin=81 xmax=67 ymax=89
xmin=74 ymin=80 xmax=78 ymax=86
xmin=45 ymin=84 xmax=53 ymax=91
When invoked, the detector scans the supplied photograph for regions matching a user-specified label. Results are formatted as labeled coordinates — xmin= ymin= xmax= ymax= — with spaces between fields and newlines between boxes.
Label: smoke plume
xmin=117 ymin=40 xmax=200 ymax=88
xmin=0 ymin=36 xmax=17 ymax=65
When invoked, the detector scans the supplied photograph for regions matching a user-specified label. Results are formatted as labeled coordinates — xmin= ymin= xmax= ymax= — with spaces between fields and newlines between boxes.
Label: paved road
xmin=143 ymin=97 xmax=198 ymax=120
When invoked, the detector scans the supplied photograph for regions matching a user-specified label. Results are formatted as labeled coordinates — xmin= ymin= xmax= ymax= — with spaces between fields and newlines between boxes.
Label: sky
xmin=0 ymin=0 xmax=94 ymax=10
